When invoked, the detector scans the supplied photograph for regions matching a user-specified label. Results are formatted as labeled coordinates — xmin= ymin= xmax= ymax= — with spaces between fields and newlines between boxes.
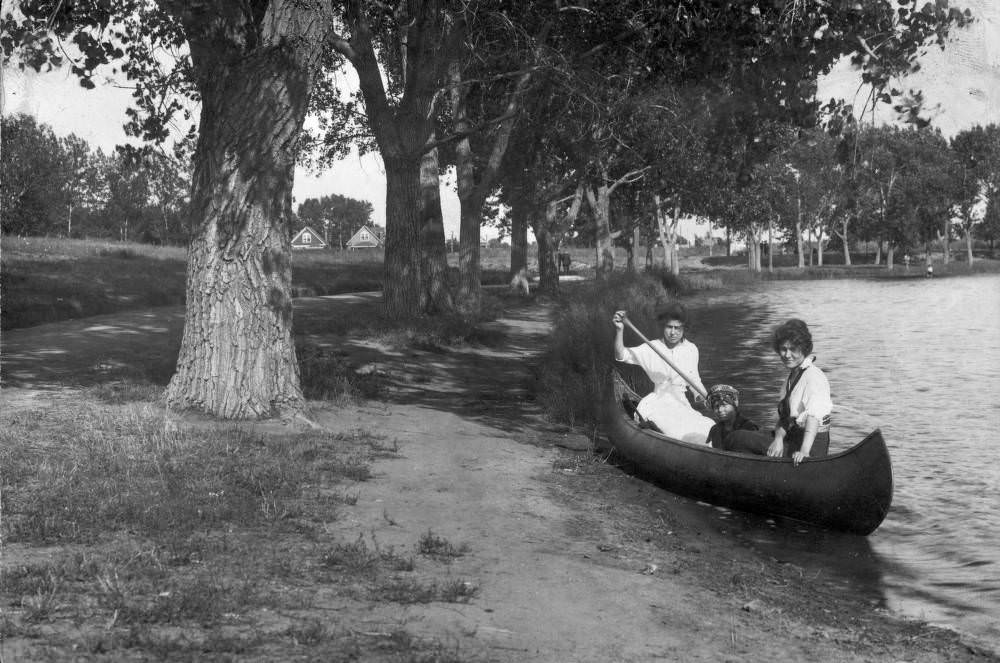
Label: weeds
xmin=418 ymin=530 xmax=470 ymax=560
xmin=376 ymin=576 xmax=479 ymax=604
xmin=0 ymin=404 xmax=377 ymax=544
xmin=534 ymin=271 xmax=669 ymax=428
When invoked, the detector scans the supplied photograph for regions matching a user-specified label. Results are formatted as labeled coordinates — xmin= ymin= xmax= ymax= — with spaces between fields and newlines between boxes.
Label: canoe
xmin=603 ymin=368 xmax=893 ymax=535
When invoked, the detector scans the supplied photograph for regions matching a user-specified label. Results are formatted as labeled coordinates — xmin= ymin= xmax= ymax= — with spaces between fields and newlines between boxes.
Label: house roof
xmin=346 ymin=224 xmax=385 ymax=247
xmin=291 ymin=226 xmax=328 ymax=249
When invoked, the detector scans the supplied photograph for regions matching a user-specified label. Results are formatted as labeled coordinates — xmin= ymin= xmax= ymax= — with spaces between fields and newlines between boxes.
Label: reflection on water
xmin=682 ymin=274 xmax=1000 ymax=649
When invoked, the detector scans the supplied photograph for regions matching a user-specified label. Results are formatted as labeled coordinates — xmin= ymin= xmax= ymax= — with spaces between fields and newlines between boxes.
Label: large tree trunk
xmin=336 ymin=1 xmax=446 ymax=319
xmin=451 ymin=62 xmax=482 ymax=315
xmin=419 ymin=139 xmax=453 ymax=313
xmin=384 ymin=155 xmax=425 ymax=318
xmin=795 ymin=220 xmax=804 ymax=268
xmin=166 ymin=8 xmax=329 ymax=418
xmin=965 ymin=225 xmax=975 ymax=266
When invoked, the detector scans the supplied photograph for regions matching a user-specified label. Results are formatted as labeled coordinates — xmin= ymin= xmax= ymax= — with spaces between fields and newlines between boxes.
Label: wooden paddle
xmin=620 ymin=314 xmax=708 ymax=399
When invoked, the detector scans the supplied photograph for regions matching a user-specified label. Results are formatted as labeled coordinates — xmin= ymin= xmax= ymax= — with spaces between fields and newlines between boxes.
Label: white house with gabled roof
xmin=291 ymin=226 xmax=328 ymax=250
xmin=346 ymin=224 xmax=385 ymax=250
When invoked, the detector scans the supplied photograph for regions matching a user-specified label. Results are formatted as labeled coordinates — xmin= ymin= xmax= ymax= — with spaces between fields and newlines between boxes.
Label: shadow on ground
xmin=1 ymin=295 xmax=568 ymax=442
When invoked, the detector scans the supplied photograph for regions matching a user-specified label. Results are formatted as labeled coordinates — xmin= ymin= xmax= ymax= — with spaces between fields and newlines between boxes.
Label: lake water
xmin=684 ymin=273 xmax=1000 ymax=649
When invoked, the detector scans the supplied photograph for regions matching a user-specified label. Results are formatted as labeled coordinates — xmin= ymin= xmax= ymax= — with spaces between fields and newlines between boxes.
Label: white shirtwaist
xmin=618 ymin=339 xmax=714 ymax=444
xmin=780 ymin=355 xmax=833 ymax=431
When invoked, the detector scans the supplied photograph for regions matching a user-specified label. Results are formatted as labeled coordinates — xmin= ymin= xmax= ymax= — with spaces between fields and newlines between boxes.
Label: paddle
xmin=619 ymin=313 xmax=708 ymax=400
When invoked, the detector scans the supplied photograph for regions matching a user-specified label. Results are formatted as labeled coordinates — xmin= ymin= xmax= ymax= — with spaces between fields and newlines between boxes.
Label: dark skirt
xmin=724 ymin=428 xmax=830 ymax=457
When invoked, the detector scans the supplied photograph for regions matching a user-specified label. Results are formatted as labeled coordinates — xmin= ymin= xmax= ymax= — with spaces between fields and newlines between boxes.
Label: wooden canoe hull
xmin=602 ymin=387 xmax=894 ymax=535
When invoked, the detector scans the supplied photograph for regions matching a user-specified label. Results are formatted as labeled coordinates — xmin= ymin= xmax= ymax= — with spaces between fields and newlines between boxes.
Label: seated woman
xmin=726 ymin=318 xmax=833 ymax=465
xmin=612 ymin=304 xmax=715 ymax=444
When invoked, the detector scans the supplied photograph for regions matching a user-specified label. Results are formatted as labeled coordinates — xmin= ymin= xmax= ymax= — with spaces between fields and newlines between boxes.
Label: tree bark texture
xmin=384 ymin=156 xmax=426 ymax=318
xmin=166 ymin=2 xmax=331 ymax=419
xmin=451 ymin=65 xmax=483 ymax=316
xmin=419 ymin=140 xmax=453 ymax=313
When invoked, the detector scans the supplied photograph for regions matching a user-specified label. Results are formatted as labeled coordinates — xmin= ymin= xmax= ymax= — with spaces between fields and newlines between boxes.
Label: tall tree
xmin=950 ymin=124 xmax=1000 ymax=265
xmin=5 ymin=2 xmax=341 ymax=419
xmin=0 ymin=114 xmax=69 ymax=236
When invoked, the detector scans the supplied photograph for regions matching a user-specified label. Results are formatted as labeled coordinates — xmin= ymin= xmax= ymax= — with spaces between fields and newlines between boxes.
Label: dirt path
xmin=2 ymin=298 xmax=994 ymax=661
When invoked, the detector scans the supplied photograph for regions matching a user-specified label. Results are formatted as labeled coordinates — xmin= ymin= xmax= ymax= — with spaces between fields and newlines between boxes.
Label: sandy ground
xmin=2 ymin=295 xmax=997 ymax=662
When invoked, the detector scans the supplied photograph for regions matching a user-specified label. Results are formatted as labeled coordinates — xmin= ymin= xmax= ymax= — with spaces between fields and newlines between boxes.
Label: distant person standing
xmin=904 ymin=253 xmax=911 ymax=269
xmin=925 ymin=254 xmax=934 ymax=278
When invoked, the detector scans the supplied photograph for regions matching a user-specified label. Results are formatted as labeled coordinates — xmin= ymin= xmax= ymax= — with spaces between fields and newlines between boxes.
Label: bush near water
xmin=535 ymin=271 xmax=685 ymax=429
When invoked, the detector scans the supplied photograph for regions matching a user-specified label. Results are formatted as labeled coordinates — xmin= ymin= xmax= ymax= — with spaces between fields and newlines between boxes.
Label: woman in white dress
xmin=612 ymin=304 xmax=715 ymax=444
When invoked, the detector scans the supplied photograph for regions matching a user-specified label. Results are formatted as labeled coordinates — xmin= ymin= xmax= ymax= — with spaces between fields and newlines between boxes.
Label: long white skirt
xmin=636 ymin=391 xmax=714 ymax=444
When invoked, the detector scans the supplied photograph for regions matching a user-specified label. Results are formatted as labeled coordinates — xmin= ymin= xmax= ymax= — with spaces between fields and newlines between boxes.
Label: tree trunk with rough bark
xmin=384 ymin=155 xmax=426 ymax=318
xmin=451 ymin=71 xmax=483 ymax=315
xmin=167 ymin=5 xmax=331 ymax=418
xmin=965 ymin=226 xmax=975 ymax=265
xmin=419 ymin=140 xmax=453 ymax=313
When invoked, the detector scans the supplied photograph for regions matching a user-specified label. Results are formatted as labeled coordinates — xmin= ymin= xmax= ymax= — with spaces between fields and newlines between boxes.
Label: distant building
xmin=346 ymin=224 xmax=385 ymax=250
xmin=291 ymin=226 xmax=328 ymax=250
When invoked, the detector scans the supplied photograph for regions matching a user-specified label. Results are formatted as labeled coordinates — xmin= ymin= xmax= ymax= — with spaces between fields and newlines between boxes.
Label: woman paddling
xmin=611 ymin=304 xmax=715 ymax=444
xmin=727 ymin=318 xmax=833 ymax=465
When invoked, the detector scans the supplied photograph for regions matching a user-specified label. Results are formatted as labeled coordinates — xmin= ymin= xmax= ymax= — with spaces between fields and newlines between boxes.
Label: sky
xmin=3 ymin=1 xmax=999 ymax=243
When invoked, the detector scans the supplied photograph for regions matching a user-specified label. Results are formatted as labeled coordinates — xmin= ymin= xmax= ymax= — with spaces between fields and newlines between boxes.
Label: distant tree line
xmin=1 ymin=114 xmax=190 ymax=244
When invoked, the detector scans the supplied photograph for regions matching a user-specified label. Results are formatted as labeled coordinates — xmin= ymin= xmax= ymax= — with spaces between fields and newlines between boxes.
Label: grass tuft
xmin=417 ymin=530 xmax=470 ymax=560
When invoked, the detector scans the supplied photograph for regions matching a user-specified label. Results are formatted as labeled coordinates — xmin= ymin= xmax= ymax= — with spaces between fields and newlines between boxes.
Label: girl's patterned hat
xmin=707 ymin=384 xmax=739 ymax=408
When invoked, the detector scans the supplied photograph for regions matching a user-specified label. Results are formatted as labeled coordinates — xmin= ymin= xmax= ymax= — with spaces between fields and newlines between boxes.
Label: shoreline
xmin=2 ymin=298 xmax=997 ymax=660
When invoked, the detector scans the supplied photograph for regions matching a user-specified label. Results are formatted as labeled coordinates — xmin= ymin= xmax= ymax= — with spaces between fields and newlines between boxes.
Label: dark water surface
xmin=680 ymin=273 xmax=1000 ymax=649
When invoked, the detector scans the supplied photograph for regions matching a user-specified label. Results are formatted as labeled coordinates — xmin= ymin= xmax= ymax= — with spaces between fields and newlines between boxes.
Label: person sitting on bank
xmin=725 ymin=319 xmax=833 ymax=465
xmin=612 ymin=304 xmax=715 ymax=444
xmin=705 ymin=384 xmax=760 ymax=451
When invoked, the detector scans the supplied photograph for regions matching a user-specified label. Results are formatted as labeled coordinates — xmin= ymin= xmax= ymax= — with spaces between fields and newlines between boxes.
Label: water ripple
xmin=689 ymin=274 xmax=1000 ymax=648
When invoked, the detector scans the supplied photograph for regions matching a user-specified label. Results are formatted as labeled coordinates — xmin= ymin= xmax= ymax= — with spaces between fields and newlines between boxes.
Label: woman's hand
xmin=792 ymin=451 xmax=808 ymax=466
xmin=612 ymin=310 xmax=626 ymax=330
xmin=766 ymin=440 xmax=784 ymax=457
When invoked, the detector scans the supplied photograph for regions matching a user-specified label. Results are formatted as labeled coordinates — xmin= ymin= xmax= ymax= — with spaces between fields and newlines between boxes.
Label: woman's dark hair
xmin=772 ymin=318 xmax=813 ymax=355
xmin=656 ymin=302 xmax=689 ymax=326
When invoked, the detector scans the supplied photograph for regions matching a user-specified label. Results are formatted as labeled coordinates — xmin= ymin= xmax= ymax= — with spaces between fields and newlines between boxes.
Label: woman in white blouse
xmin=728 ymin=318 xmax=833 ymax=464
xmin=612 ymin=304 xmax=715 ymax=444
xmin=766 ymin=318 xmax=833 ymax=464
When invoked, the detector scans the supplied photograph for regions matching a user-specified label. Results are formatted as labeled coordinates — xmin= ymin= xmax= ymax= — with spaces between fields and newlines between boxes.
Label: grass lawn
xmin=0 ymin=237 xmax=515 ymax=330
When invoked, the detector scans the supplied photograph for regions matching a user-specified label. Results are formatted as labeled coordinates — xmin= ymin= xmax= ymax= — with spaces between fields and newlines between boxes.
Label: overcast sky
xmin=3 ymin=2 xmax=998 ymax=241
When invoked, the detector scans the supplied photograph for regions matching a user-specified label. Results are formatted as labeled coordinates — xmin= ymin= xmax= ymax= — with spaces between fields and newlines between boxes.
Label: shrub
xmin=534 ymin=271 xmax=671 ymax=428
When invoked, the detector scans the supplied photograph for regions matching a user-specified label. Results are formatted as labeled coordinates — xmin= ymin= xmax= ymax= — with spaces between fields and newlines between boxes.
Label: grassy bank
xmin=0 ymin=237 xmax=513 ymax=330
xmin=0 ymin=395 xmax=476 ymax=660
